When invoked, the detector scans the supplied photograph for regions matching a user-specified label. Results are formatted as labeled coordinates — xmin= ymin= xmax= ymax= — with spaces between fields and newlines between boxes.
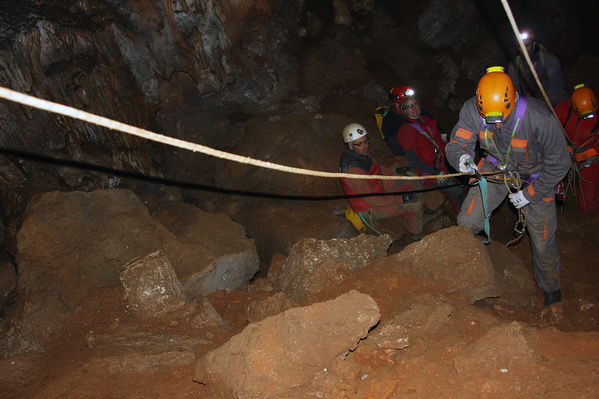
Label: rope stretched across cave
xmin=0 ymin=86 xmax=486 ymax=182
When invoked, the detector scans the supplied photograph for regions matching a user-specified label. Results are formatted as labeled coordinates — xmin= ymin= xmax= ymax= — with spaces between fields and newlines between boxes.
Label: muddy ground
xmin=0 ymin=171 xmax=598 ymax=398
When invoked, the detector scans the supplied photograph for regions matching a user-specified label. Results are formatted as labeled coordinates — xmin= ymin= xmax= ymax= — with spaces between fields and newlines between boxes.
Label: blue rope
xmin=478 ymin=177 xmax=491 ymax=244
xmin=358 ymin=212 xmax=384 ymax=236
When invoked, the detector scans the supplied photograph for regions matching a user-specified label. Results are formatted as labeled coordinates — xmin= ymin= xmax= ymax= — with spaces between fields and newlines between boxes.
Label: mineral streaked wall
xmin=0 ymin=0 xmax=281 ymax=174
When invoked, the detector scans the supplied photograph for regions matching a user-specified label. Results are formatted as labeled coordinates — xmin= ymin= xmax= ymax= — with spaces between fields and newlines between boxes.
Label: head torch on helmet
xmin=476 ymin=66 xmax=517 ymax=125
xmin=390 ymin=86 xmax=416 ymax=104
xmin=571 ymin=84 xmax=597 ymax=120
xmin=519 ymin=30 xmax=534 ymax=42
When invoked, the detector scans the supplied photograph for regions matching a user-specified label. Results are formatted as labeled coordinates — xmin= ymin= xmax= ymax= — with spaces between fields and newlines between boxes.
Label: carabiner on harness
xmin=513 ymin=219 xmax=525 ymax=235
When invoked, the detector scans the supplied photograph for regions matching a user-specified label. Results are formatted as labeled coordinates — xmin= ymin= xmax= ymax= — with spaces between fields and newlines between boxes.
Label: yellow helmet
xmin=571 ymin=84 xmax=597 ymax=119
xmin=476 ymin=66 xmax=517 ymax=124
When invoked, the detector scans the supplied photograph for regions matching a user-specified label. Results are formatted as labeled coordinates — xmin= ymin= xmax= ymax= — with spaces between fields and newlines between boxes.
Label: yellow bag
xmin=374 ymin=106 xmax=389 ymax=140
xmin=345 ymin=205 xmax=367 ymax=233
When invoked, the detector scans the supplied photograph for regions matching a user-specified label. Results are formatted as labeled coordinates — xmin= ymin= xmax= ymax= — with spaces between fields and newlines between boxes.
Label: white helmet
xmin=342 ymin=123 xmax=368 ymax=143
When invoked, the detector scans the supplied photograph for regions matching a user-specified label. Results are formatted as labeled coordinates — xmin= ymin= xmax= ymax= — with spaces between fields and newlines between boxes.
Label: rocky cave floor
xmin=1 ymin=68 xmax=599 ymax=399
xmin=0 ymin=188 xmax=598 ymax=398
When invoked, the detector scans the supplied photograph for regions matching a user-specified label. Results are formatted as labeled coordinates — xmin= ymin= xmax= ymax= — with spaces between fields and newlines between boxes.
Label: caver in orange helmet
xmin=390 ymin=85 xmax=415 ymax=104
xmin=476 ymin=66 xmax=517 ymax=124
xmin=571 ymin=84 xmax=597 ymax=120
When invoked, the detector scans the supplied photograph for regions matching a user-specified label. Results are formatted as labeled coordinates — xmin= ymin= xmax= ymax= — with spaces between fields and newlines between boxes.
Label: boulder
xmin=368 ymin=293 xmax=454 ymax=353
xmin=154 ymin=201 xmax=260 ymax=299
xmin=392 ymin=226 xmax=499 ymax=302
xmin=194 ymin=290 xmax=380 ymax=399
xmin=277 ymin=233 xmax=392 ymax=301
xmin=7 ymin=189 xmax=257 ymax=356
xmin=119 ymin=250 xmax=186 ymax=318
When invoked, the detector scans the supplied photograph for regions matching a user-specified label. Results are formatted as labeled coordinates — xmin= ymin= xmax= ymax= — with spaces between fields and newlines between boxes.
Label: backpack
xmin=374 ymin=105 xmax=391 ymax=140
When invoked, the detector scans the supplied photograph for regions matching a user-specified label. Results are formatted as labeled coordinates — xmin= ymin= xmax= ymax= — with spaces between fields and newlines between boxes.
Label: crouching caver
xmin=339 ymin=123 xmax=438 ymax=241
xmin=445 ymin=66 xmax=571 ymax=307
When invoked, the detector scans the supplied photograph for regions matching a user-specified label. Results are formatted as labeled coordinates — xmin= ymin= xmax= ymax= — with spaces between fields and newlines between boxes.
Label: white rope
xmin=0 ymin=86 xmax=473 ymax=181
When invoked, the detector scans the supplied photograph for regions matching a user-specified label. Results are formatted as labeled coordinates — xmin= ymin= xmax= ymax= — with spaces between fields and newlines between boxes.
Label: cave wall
xmin=0 ymin=0 xmax=597 ymax=260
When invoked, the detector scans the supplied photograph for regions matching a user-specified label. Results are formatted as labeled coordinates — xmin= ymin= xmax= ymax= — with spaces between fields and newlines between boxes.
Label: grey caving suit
xmin=445 ymin=96 xmax=571 ymax=294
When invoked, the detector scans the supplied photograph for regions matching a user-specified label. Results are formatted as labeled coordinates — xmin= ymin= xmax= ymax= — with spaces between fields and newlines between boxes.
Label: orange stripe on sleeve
xmin=542 ymin=196 xmax=554 ymax=202
xmin=527 ymin=184 xmax=535 ymax=197
xmin=511 ymin=138 xmax=528 ymax=148
xmin=455 ymin=128 xmax=473 ymax=140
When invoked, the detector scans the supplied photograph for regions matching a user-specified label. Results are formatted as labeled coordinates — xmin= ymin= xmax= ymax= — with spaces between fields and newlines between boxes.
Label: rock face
xmin=153 ymin=201 xmax=260 ymax=299
xmin=119 ymin=250 xmax=186 ymax=318
xmin=4 ymin=188 xmax=258 ymax=356
xmin=392 ymin=226 xmax=499 ymax=303
xmin=0 ymin=1 xmax=284 ymax=165
xmin=277 ymin=233 xmax=393 ymax=301
xmin=194 ymin=290 xmax=381 ymax=399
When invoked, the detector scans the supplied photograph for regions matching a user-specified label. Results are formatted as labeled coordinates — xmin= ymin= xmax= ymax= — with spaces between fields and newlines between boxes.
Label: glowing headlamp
xmin=484 ymin=112 xmax=504 ymax=124
xmin=581 ymin=112 xmax=595 ymax=120
xmin=519 ymin=32 xmax=531 ymax=41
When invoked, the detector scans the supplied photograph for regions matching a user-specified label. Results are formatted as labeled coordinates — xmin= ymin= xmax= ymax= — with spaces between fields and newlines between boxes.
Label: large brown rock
xmin=368 ymin=293 xmax=454 ymax=353
xmin=153 ymin=201 xmax=260 ymax=299
xmin=392 ymin=226 xmax=499 ymax=302
xmin=194 ymin=290 xmax=380 ymax=399
xmin=277 ymin=233 xmax=393 ymax=301
xmin=7 ymin=189 xmax=257 ymax=356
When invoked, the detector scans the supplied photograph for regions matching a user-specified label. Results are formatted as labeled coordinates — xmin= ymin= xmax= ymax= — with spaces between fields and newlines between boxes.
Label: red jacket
xmin=339 ymin=149 xmax=403 ymax=212
xmin=395 ymin=115 xmax=448 ymax=175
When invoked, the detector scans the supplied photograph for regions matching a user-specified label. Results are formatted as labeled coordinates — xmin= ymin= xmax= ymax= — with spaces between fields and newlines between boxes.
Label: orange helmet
xmin=571 ymin=84 xmax=597 ymax=119
xmin=390 ymin=85 xmax=415 ymax=104
xmin=476 ymin=66 xmax=517 ymax=124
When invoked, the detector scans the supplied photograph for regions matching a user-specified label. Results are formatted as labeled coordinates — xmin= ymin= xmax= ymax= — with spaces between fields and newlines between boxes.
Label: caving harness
xmin=475 ymin=97 xmax=529 ymax=247
xmin=408 ymin=122 xmax=445 ymax=170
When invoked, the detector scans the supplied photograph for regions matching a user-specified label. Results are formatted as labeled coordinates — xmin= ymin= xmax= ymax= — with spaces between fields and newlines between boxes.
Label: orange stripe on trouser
xmin=466 ymin=195 xmax=477 ymax=215
xmin=458 ymin=180 xmax=560 ymax=293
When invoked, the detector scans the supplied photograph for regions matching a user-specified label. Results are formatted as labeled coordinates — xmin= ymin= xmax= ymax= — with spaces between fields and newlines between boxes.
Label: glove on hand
xmin=508 ymin=190 xmax=529 ymax=209
xmin=576 ymin=148 xmax=597 ymax=162
xmin=458 ymin=154 xmax=478 ymax=174
xmin=436 ymin=175 xmax=449 ymax=184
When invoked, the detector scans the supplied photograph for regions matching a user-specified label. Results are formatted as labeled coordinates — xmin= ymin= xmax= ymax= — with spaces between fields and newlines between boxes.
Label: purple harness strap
xmin=480 ymin=97 xmax=528 ymax=133
xmin=482 ymin=98 xmax=540 ymax=187
xmin=511 ymin=97 xmax=528 ymax=130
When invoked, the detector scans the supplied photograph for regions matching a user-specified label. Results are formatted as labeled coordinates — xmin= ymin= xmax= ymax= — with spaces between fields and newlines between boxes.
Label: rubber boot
xmin=543 ymin=289 xmax=562 ymax=307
